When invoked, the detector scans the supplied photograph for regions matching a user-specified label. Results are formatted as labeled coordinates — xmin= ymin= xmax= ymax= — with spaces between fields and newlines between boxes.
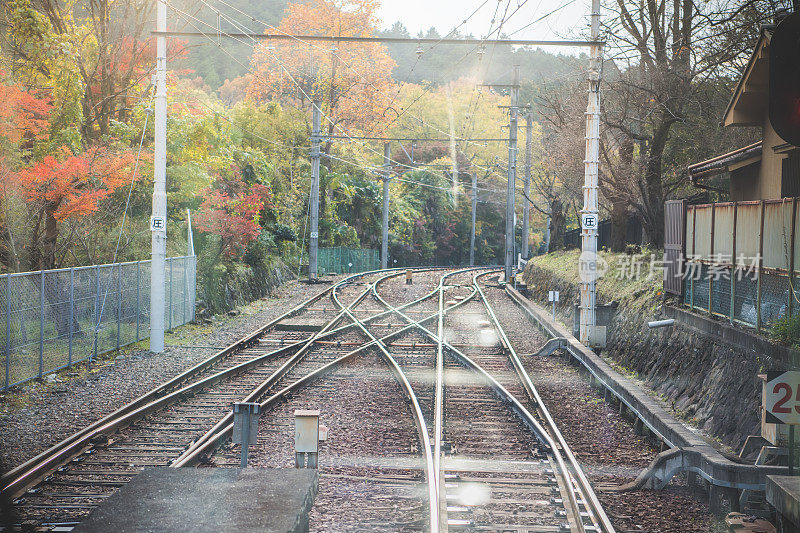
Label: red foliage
xmin=14 ymin=146 xmax=138 ymax=221
xmin=0 ymin=75 xmax=52 ymax=145
xmin=194 ymin=172 xmax=274 ymax=259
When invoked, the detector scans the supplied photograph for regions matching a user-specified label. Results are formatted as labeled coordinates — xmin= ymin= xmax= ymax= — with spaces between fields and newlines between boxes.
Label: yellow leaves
xmin=248 ymin=0 xmax=396 ymax=134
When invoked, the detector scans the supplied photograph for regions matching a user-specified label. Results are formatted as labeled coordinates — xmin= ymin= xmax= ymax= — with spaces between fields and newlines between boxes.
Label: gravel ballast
xmin=483 ymin=283 xmax=724 ymax=532
xmin=0 ymin=279 xmax=336 ymax=473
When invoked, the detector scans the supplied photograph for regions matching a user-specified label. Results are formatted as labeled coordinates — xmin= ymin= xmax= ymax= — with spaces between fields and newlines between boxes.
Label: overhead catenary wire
xmin=187 ymin=0 xmax=535 ymax=155
xmin=166 ymin=3 xmax=513 ymax=192
xmin=94 ymin=92 xmax=155 ymax=357
xmin=169 ymin=3 xmax=551 ymax=224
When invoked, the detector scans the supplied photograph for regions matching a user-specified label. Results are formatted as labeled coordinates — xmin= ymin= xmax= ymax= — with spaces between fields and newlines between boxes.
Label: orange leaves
xmin=195 ymin=173 xmax=275 ymax=259
xmin=0 ymin=78 xmax=52 ymax=145
xmin=248 ymin=0 xmax=395 ymax=133
xmin=14 ymin=146 xmax=138 ymax=221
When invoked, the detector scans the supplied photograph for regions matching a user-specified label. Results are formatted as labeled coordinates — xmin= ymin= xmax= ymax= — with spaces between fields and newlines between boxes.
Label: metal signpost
xmin=548 ymin=290 xmax=560 ymax=321
xmin=232 ymin=402 xmax=261 ymax=467
xmin=765 ymin=371 xmax=800 ymax=474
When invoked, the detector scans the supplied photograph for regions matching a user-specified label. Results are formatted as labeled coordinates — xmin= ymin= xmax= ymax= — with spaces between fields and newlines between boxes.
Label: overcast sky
xmin=375 ymin=0 xmax=591 ymax=42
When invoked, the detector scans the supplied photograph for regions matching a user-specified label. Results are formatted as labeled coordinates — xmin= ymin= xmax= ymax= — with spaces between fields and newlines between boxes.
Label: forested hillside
xmin=0 ymin=0 xmax=783 ymax=305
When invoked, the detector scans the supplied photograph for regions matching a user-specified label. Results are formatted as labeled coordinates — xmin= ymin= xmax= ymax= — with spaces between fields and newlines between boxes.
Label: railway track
xmin=2 ymin=268 xmax=614 ymax=532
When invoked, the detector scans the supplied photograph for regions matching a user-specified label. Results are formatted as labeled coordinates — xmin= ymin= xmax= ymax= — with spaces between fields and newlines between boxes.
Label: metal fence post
xmin=182 ymin=257 xmax=187 ymax=325
xmin=136 ymin=261 xmax=141 ymax=342
xmin=39 ymin=269 xmax=44 ymax=378
xmin=757 ymin=200 xmax=765 ymax=330
xmin=789 ymin=198 xmax=797 ymax=318
xmin=5 ymin=274 xmax=10 ymax=390
xmin=93 ymin=265 xmax=100 ymax=360
xmin=116 ymin=263 xmax=122 ymax=351
xmin=709 ymin=203 xmax=715 ymax=314
xmin=68 ymin=268 xmax=74 ymax=367
xmin=169 ymin=257 xmax=173 ymax=331
xmin=730 ymin=202 xmax=738 ymax=324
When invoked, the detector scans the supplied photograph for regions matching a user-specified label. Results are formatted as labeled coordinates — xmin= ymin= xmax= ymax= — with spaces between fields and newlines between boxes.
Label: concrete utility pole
xmin=504 ymin=65 xmax=520 ymax=282
xmin=470 ymin=173 xmax=477 ymax=266
xmin=522 ymin=112 xmax=532 ymax=260
xmin=150 ymin=0 xmax=167 ymax=354
xmin=381 ymin=143 xmax=390 ymax=270
xmin=579 ymin=0 xmax=603 ymax=344
xmin=309 ymin=101 xmax=321 ymax=280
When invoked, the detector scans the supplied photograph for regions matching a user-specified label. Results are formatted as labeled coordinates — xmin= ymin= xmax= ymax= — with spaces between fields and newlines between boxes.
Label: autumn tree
xmin=597 ymin=0 xmax=792 ymax=247
xmin=12 ymin=146 xmax=138 ymax=270
xmin=194 ymin=170 xmax=275 ymax=261
xmin=0 ymin=74 xmax=53 ymax=270
xmin=2 ymin=0 xmax=188 ymax=142
xmin=247 ymin=0 xmax=396 ymax=144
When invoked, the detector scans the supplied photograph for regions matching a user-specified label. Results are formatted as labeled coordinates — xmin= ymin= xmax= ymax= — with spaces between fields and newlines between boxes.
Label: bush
xmin=771 ymin=313 xmax=800 ymax=348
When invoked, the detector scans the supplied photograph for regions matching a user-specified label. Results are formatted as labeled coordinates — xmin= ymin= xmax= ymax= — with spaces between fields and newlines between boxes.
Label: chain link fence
xmin=0 ymin=256 xmax=196 ymax=390
xmin=685 ymin=265 xmax=794 ymax=329
xmin=317 ymin=247 xmax=379 ymax=275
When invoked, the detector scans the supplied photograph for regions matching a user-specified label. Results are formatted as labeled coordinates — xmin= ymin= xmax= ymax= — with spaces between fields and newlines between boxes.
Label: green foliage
xmin=771 ymin=314 xmax=800 ymax=348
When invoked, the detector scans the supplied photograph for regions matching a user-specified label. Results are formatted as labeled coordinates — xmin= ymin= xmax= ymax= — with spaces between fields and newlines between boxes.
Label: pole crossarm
xmin=323 ymin=136 xmax=510 ymax=142
xmin=152 ymin=31 xmax=604 ymax=47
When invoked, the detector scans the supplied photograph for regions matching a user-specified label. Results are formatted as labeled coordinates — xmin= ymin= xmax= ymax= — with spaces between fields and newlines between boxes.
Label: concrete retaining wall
xmin=522 ymin=262 xmax=798 ymax=451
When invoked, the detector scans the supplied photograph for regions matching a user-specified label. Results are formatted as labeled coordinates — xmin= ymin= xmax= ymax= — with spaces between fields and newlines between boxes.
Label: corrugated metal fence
xmin=318 ymin=247 xmax=379 ymax=275
xmin=0 ymin=256 xmax=196 ymax=390
xmin=684 ymin=199 xmax=799 ymax=330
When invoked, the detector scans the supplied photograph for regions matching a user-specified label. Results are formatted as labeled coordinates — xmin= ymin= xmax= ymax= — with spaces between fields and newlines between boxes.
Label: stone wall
xmin=522 ymin=260 xmax=794 ymax=451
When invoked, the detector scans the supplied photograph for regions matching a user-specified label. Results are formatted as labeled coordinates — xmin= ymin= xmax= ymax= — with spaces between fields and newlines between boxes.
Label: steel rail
xmin=174 ymin=295 xmax=474 ymax=467
xmin=171 ymin=271 xmax=470 ymax=481
xmin=372 ymin=269 xmax=592 ymax=530
xmin=0 ymin=281 xmax=338 ymax=497
xmin=472 ymin=271 xmax=615 ymax=533
xmin=331 ymin=273 xmax=441 ymax=533
xmin=2 ymin=267 xmax=407 ymax=497
xmin=370 ymin=268 xmax=487 ymax=532
xmin=171 ymin=268 xmax=452 ymax=467
xmin=170 ymin=271 xmax=394 ymax=466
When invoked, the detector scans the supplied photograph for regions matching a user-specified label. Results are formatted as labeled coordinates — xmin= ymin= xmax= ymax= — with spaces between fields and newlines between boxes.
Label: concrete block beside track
xmin=74 ymin=468 xmax=318 ymax=533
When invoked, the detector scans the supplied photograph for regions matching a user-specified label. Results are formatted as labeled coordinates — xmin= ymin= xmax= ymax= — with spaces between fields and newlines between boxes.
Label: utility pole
xmin=470 ymin=173 xmax=477 ymax=266
xmin=504 ymin=65 xmax=520 ymax=282
xmin=579 ymin=0 xmax=603 ymax=344
xmin=150 ymin=0 xmax=167 ymax=354
xmin=381 ymin=142 xmax=390 ymax=270
xmin=522 ymin=111 xmax=532 ymax=260
xmin=309 ymin=101 xmax=321 ymax=281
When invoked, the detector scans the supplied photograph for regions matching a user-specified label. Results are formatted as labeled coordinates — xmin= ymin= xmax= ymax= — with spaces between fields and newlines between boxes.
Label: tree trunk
xmin=609 ymin=195 xmax=628 ymax=252
xmin=641 ymin=116 xmax=673 ymax=248
xmin=549 ymin=198 xmax=565 ymax=251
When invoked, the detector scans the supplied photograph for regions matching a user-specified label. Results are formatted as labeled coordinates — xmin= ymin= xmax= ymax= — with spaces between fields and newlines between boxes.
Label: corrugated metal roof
xmin=687 ymin=141 xmax=762 ymax=181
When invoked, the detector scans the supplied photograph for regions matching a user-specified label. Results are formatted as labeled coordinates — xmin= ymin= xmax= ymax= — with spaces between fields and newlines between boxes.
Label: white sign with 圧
xmin=765 ymin=371 xmax=800 ymax=425
xmin=150 ymin=216 xmax=165 ymax=232
xmin=581 ymin=213 xmax=598 ymax=230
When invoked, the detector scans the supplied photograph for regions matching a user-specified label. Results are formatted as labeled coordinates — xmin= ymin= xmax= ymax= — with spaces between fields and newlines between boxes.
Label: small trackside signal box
xmin=406 ymin=270 xmax=413 ymax=284
xmin=232 ymin=402 xmax=260 ymax=467
xmin=295 ymin=409 xmax=320 ymax=468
